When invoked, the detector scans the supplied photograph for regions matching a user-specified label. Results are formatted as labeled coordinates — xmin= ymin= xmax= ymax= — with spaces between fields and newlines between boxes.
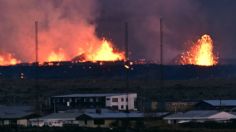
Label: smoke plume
xmin=0 ymin=0 xmax=100 ymax=62
xmin=0 ymin=0 xmax=225 ymax=64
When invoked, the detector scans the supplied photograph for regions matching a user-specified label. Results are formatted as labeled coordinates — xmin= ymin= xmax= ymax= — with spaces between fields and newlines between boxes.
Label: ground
xmin=0 ymin=78 xmax=236 ymax=105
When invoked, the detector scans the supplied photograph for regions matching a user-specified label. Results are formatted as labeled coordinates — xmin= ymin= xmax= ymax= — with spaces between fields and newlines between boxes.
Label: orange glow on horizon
xmin=0 ymin=53 xmax=20 ymax=66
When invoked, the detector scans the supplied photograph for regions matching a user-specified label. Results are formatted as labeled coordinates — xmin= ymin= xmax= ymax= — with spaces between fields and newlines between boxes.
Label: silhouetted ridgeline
xmin=0 ymin=61 xmax=236 ymax=79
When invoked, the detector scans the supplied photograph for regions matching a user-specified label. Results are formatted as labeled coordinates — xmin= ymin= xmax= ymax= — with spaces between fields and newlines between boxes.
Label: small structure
xmin=194 ymin=100 xmax=236 ymax=110
xmin=165 ymin=101 xmax=197 ymax=112
xmin=164 ymin=110 xmax=236 ymax=124
xmin=142 ymin=98 xmax=197 ymax=112
xmin=0 ymin=105 xmax=35 ymax=126
xmin=50 ymin=93 xmax=137 ymax=111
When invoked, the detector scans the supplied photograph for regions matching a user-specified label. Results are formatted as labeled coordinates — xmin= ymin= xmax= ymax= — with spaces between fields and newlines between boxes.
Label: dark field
xmin=1 ymin=78 xmax=236 ymax=105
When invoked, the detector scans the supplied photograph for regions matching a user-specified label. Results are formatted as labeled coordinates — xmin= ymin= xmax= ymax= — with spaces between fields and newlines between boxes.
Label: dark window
xmin=112 ymin=105 xmax=118 ymax=110
xmin=126 ymin=98 xmax=128 ymax=102
xmin=121 ymin=105 xmax=124 ymax=109
xmin=84 ymin=120 xmax=87 ymax=125
xmin=106 ymin=98 xmax=110 ymax=101
xmin=112 ymin=98 xmax=118 ymax=102
xmin=121 ymin=98 xmax=124 ymax=102
xmin=94 ymin=119 xmax=105 ymax=125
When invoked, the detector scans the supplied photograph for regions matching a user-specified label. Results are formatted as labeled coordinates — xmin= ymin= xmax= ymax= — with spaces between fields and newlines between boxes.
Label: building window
xmin=90 ymin=98 xmax=94 ymax=102
xmin=96 ymin=98 xmax=99 ymax=102
xmin=126 ymin=98 xmax=128 ymax=102
xmin=121 ymin=98 xmax=124 ymax=102
xmin=112 ymin=105 xmax=119 ymax=110
xmin=121 ymin=105 xmax=124 ymax=109
xmin=112 ymin=98 xmax=118 ymax=102
xmin=106 ymin=98 xmax=110 ymax=101
xmin=84 ymin=120 xmax=87 ymax=125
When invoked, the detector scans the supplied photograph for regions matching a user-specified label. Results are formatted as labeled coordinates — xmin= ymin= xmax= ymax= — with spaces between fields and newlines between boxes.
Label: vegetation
xmin=1 ymin=124 xmax=236 ymax=132
xmin=0 ymin=78 xmax=236 ymax=105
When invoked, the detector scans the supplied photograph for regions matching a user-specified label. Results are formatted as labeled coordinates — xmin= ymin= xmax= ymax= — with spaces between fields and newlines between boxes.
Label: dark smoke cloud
xmin=0 ymin=0 xmax=99 ymax=62
xmin=96 ymin=0 xmax=207 ymax=64
xmin=0 ymin=0 xmax=235 ymax=63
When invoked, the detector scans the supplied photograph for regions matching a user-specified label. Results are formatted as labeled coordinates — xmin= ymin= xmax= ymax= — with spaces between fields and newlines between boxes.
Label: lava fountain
xmin=72 ymin=39 xmax=125 ymax=62
xmin=47 ymin=48 xmax=66 ymax=62
xmin=85 ymin=39 xmax=125 ymax=62
xmin=180 ymin=34 xmax=218 ymax=66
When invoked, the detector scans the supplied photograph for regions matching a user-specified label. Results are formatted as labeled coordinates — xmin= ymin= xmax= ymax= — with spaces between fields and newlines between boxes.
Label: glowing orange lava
xmin=72 ymin=39 xmax=125 ymax=62
xmin=85 ymin=39 xmax=125 ymax=61
xmin=180 ymin=34 xmax=218 ymax=66
xmin=0 ymin=53 xmax=20 ymax=66
xmin=47 ymin=48 xmax=66 ymax=62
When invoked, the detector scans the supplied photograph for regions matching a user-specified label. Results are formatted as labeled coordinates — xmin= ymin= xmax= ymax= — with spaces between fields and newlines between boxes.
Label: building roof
xmin=164 ymin=110 xmax=219 ymax=120
xmin=79 ymin=112 xmax=168 ymax=119
xmin=0 ymin=105 xmax=34 ymax=119
xmin=52 ymin=93 xmax=137 ymax=98
xmin=36 ymin=112 xmax=82 ymax=120
xmin=31 ymin=109 xmax=167 ymax=121
xmin=203 ymin=100 xmax=236 ymax=107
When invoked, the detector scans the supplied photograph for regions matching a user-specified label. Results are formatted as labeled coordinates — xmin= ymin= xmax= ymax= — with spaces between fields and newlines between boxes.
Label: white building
xmin=0 ymin=105 xmax=35 ymax=126
xmin=164 ymin=110 xmax=236 ymax=124
xmin=50 ymin=93 xmax=137 ymax=111
xmin=105 ymin=93 xmax=137 ymax=111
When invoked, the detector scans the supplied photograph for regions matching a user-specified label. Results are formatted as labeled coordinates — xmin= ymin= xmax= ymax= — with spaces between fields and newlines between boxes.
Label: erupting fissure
xmin=47 ymin=38 xmax=125 ymax=62
xmin=84 ymin=39 xmax=125 ymax=62
xmin=179 ymin=34 xmax=218 ymax=66
xmin=0 ymin=52 xmax=20 ymax=66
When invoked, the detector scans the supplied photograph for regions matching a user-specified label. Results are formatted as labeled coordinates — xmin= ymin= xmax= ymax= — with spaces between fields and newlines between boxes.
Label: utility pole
xmin=35 ymin=21 xmax=41 ymax=119
xmin=124 ymin=22 xmax=130 ymax=112
xmin=159 ymin=17 xmax=165 ymax=111
xmin=160 ymin=18 xmax=163 ymax=87
xmin=35 ymin=21 xmax=38 ymax=65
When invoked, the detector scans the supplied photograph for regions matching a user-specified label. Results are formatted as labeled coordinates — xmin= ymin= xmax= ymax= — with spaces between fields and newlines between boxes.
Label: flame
xmin=180 ymin=34 xmax=218 ymax=66
xmin=0 ymin=53 xmax=20 ymax=66
xmin=72 ymin=39 xmax=125 ymax=62
xmin=85 ymin=39 xmax=125 ymax=61
xmin=46 ymin=39 xmax=125 ymax=63
xmin=47 ymin=48 xmax=66 ymax=62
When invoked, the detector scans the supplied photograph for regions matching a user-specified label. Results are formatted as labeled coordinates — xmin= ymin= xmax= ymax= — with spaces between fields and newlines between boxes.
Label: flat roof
xmin=203 ymin=100 xmax=236 ymax=106
xmin=164 ymin=110 xmax=219 ymax=120
xmin=0 ymin=105 xmax=33 ymax=119
xmin=52 ymin=93 xmax=137 ymax=98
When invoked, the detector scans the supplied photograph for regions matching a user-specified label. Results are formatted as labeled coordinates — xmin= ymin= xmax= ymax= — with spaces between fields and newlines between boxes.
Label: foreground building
xmin=194 ymin=100 xmax=236 ymax=111
xmin=50 ymin=93 xmax=137 ymax=111
xmin=0 ymin=105 xmax=35 ymax=126
xmin=30 ymin=109 xmax=167 ymax=127
xmin=164 ymin=110 xmax=236 ymax=124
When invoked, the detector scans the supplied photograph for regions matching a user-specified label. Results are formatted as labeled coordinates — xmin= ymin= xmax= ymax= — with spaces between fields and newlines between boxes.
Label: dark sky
xmin=96 ymin=0 xmax=236 ymax=63
xmin=0 ymin=0 xmax=236 ymax=63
